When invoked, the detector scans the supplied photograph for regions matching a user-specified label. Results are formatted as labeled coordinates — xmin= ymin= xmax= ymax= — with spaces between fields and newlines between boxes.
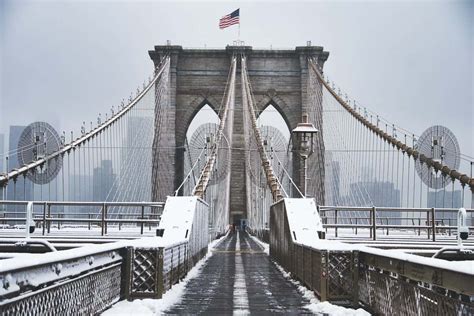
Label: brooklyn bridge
xmin=0 ymin=44 xmax=473 ymax=315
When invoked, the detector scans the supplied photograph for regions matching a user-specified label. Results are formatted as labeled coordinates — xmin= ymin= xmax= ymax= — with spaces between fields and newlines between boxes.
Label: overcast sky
xmin=1 ymin=0 xmax=473 ymax=158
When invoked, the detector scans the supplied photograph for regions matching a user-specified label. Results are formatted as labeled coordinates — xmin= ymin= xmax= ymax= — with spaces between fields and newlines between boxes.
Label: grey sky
xmin=1 ymin=0 xmax=473 ymax=158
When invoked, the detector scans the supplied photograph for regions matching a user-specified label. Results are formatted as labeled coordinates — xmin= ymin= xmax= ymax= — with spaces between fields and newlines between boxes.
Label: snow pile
xmin=273 ymin=256 xmax=370 ymax=316
xmin=157 ymin=196 xmax=198 ymax=243
xmin=284 ymin=198 xmax=323 ymax=244
xmin=305 ymin=301 xmax=370 ymax=316
xmin=102 ymin=234 xmax=227 ymax=315
xmin=248 ymin=233 xmax=269 ymax=254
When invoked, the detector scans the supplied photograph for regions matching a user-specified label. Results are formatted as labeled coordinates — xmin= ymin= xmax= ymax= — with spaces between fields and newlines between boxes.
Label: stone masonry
xmin=149 ymin=45 xmax=329 ymax=223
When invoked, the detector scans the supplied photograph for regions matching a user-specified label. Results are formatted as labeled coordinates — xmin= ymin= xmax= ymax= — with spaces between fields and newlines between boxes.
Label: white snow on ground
xmin=248 ymin=233 xmax=269 ymax=254
xmin=249 ymin=234 xmax=371 ymax=316
xmin=102 ymin=233 xmax=228 ymax=316
xmin=233 ymin=230 xmax=250 ymax=315
xmin=0 ymin=236 xmax=185 ymax=273
xmin=274 ymin=262 xmax=370 ymax=316
xmin=287 ymin=237 xmax=474 ymax=275
xmin=284 ymin=198 xmax=324 ymax=244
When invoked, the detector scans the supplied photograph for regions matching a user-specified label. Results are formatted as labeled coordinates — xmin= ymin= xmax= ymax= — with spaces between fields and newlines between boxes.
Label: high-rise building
xmin=0 ymin=133 xmax=4 ymax=173
xmin=350 ymin=181 xmax=401 ymax=207
xmin=121 ymin=116 xmax=153 ymax=200
xmin=427 ymin=190 xmax=462 ymax=225
xmin=324 ymin=152 xmax=341 ymax=205
xmin=93 ymin=160 xmax=115 ymax=201
xmin=0 ymin=134 xmax=4 ymax=202
xmin=340 ymin=181 xmax=401 ymax=224
xmin=427 ymin=190 xmax=462 ymax=209
xmin=6 ymin=126 xmax=34 ymax=204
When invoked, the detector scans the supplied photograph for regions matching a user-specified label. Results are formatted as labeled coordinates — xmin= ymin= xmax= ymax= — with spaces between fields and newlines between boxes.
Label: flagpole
xmin=238 ymin=23 xmax=240 ymax=41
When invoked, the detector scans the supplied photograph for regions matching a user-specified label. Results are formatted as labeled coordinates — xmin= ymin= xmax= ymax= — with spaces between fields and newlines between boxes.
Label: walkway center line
xmin=233 ymin=230 xmax=250 ymax=315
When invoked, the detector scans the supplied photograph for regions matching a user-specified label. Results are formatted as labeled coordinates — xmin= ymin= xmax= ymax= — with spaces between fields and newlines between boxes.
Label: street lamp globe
xmin=291 ymin=113 xmax=318 ymax=159
xmin=291 ymin=113 xmax=318 ymax=198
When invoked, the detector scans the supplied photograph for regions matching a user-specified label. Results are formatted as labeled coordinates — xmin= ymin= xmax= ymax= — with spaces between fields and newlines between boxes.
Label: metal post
xmin=58 ymin=213 xmax=61 ymax=230
xmin=47 ymin=204 xmax=51 ymax=233
xmin=123 ymin=246 xmax=133 ymax=301
xmin=42 ymin=203 xmax=48 ymax=235
xmin=119 ymin=214 xmax=122 ymax=231
xmin=104 ymin=203 xmax=108 ymax=235
xmin=303 ymin=157 xmax=307 ymax=198
xmin=431 ymin=207 xmax=436 ymax=242
xmin=335 ymin=209 xmax=338 ymax=238
xmin=320 ymin=250 xmax=328 ymax=301
xmin=101 ymin=204 xmax=105 ymax=236
xmin=355 ymin=217 xmax=358 ymax=235
xmin=352 ymin=250 xmax=359 ymax=308
xmin=141 ymin=205 xmax=145 ymax=235
xmin=372 ymin=206 xmax=376 ymax=241
xmin=88 ymin=213 xmax=91 ymax=230
xmin=427 ymin=210 xmax=430 ymax=239
xmin=26 ymin=202 xmax=33 ymax=239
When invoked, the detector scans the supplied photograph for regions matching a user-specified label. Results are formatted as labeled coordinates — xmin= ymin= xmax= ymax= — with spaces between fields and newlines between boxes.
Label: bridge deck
xmin=165 ymin=230 xmax=313 ymax=315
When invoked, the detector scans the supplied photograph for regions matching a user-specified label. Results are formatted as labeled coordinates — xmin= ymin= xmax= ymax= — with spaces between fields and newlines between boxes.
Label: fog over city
xmin=1 ymin=0 xmax=473 ymax=156
xmin=1 ymin=3 xmax=474 ymax=314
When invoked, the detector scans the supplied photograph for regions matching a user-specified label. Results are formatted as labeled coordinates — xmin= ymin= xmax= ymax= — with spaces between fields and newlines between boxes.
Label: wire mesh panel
xmin=357 ymin=251 xmax=474 ymax=315
xmin=129 ymin=248 xmax=161 ymax=297
xmin=358 ymin=264 xmax=474 ymax=315
xmin=1 ymin=264 xmax=122 ymax=315
xmin=327 ymin=251 xmax=356 ymax=300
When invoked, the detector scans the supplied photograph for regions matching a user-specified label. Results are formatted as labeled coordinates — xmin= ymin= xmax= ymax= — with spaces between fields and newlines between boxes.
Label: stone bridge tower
xmin=149 ymin=45 xmax=329 ymax=224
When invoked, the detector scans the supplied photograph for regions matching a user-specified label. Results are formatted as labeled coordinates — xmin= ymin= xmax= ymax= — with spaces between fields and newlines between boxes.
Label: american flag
xmin=219 ymin=9 xmax=240 ymax=29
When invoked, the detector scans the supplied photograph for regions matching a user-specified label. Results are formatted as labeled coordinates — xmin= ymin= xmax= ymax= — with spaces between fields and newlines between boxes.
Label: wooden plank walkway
xmin=165 ymin=230 xmax=313 ymax=315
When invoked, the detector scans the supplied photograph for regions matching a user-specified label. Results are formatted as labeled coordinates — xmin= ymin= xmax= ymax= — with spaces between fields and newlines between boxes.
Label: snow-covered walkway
xmin=164 ymin=229 xmax=313 ymax=314
xmin=104 ymin=230 xmax=369 ymax=315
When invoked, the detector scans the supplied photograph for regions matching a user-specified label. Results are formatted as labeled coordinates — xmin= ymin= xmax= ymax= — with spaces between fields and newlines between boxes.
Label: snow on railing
xmin=270 ymin=200 xmax=474 ymax=312
xmin=1 ymin=196 xmax=211 ymax=313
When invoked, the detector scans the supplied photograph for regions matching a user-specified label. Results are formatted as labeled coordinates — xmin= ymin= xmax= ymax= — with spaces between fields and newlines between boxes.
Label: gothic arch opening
xmin=182 ymin=104 xmax=220 ymax=194
xmin=257 ymin=104 xmax=291 ymax=141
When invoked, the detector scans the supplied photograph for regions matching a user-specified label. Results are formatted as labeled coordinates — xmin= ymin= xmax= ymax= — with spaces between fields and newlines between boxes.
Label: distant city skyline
xmin=0 ymin=134 xmax=4 ymax=173
xmin=6 ymin=125 xmax=33 ymax=204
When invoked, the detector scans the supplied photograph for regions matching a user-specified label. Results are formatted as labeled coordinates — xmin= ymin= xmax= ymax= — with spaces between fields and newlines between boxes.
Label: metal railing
xmin=0 ymin=240 xmax=208 ymax=314
xmin=319 ymin=206 xmax=474 ymax=241
xmin=270 ymin=199 xmax=474 ymax=312
xmin=0 ymin=196 xmax=211 ymax=313
xmin=0 ymin=242 xmax=126 ymax=314
xmin=357 ymin=250 xmax=474 ymax=314
xmin=0 ymin=201 xmax=164 ymax=236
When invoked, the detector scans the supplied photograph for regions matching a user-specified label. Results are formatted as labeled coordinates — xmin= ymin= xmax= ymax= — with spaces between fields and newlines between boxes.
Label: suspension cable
xmin=193 ymin=56 xmax=237 ymax=198
xmin=0 ymin=55 xmax=171 ymax=187
xmin=241 ymin=55 xmax=283 ymax=202
xmin=308 ymin=58 xmax=474 ymax=193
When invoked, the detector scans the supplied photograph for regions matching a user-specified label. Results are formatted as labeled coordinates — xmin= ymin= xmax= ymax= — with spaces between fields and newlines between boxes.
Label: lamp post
xmin=292 ymin=113 xmax=318 ymax=198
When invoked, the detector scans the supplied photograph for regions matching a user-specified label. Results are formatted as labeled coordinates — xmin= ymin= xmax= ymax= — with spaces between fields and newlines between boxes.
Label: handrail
xmin=0 ymin=200 xmax=165 ymax=206
xmin=0 ymin=238 xmax=57 ymax=252
xmin=317 ymin=205 xmax=473 ymax=241
xmin=0 ymin=200 xmax=165 ymax=236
